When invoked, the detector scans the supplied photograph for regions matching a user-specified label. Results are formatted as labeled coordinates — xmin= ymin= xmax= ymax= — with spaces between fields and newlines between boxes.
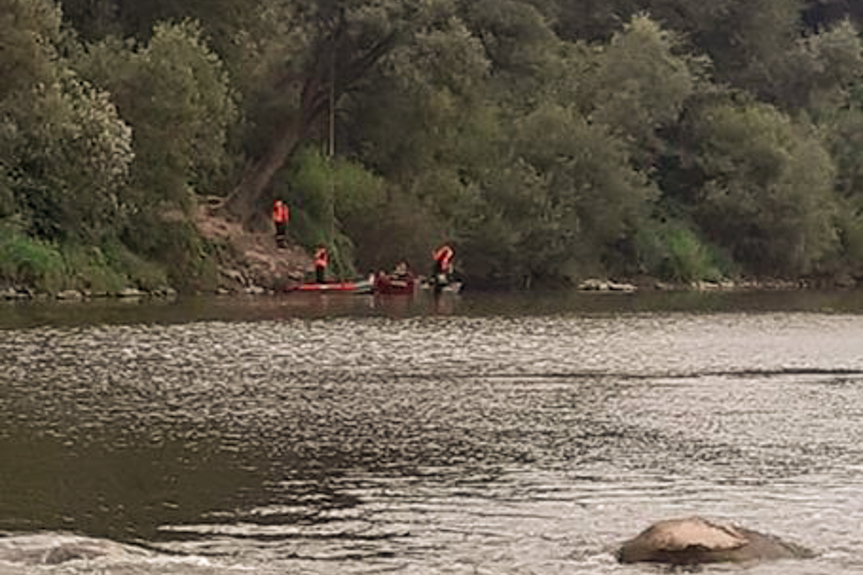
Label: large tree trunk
xmin=220 ymin=117 xmax=305 ymax=226
xmin=218 ymin=29 xmax=397 ymax=228
xmin=219 ymin=69 xmax=329 ymax=226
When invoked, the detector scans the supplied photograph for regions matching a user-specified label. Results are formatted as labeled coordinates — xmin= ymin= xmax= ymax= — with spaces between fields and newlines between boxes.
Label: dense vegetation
xmin=2 ymin=0 xmax=863 ymax=291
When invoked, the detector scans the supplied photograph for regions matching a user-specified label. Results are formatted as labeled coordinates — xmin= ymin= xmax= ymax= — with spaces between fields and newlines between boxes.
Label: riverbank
xmin=0 ymin=200 xmax=314 ymax=302
xmin=578 ymin=275 xmax=859 ymax=293
xmin=1 ymin=199 xmax=858 ymax=302
xmin=3 ymin=272 xmax=857 ymax=303
xmin=193 ymin=199 xmax=310 ymax=295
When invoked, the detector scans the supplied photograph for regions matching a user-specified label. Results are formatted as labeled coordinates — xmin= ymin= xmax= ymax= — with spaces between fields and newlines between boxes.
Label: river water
xmin=1 ymin=290 xmax=863 ymax=574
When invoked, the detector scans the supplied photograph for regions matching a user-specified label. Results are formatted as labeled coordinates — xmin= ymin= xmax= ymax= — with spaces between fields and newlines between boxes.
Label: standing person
xmin=314 ymin=245 xmax=328 ymax=284
xmin=272 ymin=199 xmax=290 ymax=248
xmin=432 ymin=244 xmax=454 ymax=290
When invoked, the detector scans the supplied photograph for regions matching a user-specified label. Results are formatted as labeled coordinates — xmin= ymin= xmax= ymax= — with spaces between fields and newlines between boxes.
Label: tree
xmin=548 ymin=0 xmax=641 ymax=42
xmin=666 ymin=0 xmax=802 ymax=87
xmin=819 ymin=76 xmax=863 ymax=278
xmin=466 ymin=104 xmax=655 ymax=284
xmin=0 ymin=0 xmax=133 ymax=242
xmin=218 ymin=0 xmax=413 ymax=226
xmin=0 ymin=0 xmax=64 ymax=101
xmin=778 ymin=19 xmax=863 ymax=113
xmin=78 ymin=21 xmax=237 ymax=208
xmin=802 ymin=0 xmax=863 ymax=32
xmin=585 ymin=15 xmax=704 ymax=169
xmin=689 ymin=102 xmax=838 ymax=275
xmin=4 ymin=74 xmax=133 ymax=242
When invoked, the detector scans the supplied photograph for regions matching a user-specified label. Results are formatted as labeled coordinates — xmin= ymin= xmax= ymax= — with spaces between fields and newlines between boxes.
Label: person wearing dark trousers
xmin=432 ymin=244 xmax=454 ymax=293
xmin=272 ymin=199 xmax=289 ymax=248
xmin=314 ymin=246 xmax=328 ymax=283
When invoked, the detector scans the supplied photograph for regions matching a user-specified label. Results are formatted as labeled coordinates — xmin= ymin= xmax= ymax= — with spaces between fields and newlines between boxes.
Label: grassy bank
xmin=0 ymin=226 xmax=171 ymax=297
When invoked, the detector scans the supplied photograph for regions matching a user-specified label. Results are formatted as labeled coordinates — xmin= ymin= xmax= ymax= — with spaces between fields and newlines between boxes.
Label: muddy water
xmin=1 ymin=291 xmax=862 ymax=574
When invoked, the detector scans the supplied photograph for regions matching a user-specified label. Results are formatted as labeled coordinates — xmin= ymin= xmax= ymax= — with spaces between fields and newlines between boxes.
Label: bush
xmin=0 ymin=227 xmax=65 ymax=292
xmin=690 ymin=102 xmax=838 ymax=275
xmin=662 ymin=227 xmax=725 ymax=283
xmin=122 ymin=210 xmax=215 ymax=292
xmin=638 ymin=216 xmax=733 ymax=283
xmin=99 ymin=241 xmax=168 ymax=291
xmin=60 ymin=244 xmax=127 ymax=293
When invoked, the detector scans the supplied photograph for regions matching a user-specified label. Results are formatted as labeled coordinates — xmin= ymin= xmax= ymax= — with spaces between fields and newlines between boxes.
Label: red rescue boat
xmin=287 ymin=276 xmax=374 ymax=294
xmin=373 ymin=273 xmax=418 ymax=295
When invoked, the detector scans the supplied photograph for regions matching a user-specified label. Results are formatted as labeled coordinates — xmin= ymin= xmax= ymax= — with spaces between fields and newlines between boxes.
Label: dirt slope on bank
xmin=195 ymin=200 xmax=311 ymax=293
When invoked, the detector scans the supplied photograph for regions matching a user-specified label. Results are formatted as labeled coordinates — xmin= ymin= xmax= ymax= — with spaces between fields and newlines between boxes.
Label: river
xmin=1 ymin=290 xmax=863 ymax=574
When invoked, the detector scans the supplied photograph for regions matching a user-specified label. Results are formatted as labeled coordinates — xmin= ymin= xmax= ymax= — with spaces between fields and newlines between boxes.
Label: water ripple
xmin=1 ymin=310 xmax=862 ymax=573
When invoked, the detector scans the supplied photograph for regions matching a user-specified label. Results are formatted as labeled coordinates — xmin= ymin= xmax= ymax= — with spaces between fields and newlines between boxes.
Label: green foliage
xmin=460 ymin=0 xmax=558 ymax=81
xmin=99 ymin=240 xmax=168 ymax=291
xmin=59 ymin=244 xmax=127 ymax=293
xmin=820 ymin=96 xmax=863 ymax=202
xmin=458 ymin=209 xmax=524 ymax=288
xmin=505 ymin=104 xmax=656 ymax=277
xmin=350 ymin=189 xmax=443 ymax=275
xmin=5 ymin=73 xmax=133 ymax=242
xmin=121 ymin=210 xmax=215 ymax=291
xmin=333 ymin=160 xmax=387 ymax=229
xmin=645 ymin=0 xmax=802 ymax=99
xmin=0 ymin=226 xmax=65 ymax=292
xmin=286 ymin=148 xmax=385 ymax=234
xmin=3 ymin=0 xmax=863 ymax=292
xmin=770 ymin=18 xmax=863 ymax=112
xmin=827 ymin=198 xmax=863 ymax=277
xmin=690 ymin=102 xmax=839 ymax=275
xmin=78 ymin=20 xmax=237 ymax=207
xmin=648 ymin=221 xmax=729 ymax=283
xmin=586 ymin=15 xmax=703 ymax=165
xmin=0 ymin=0 xmax=133 ymax=244
xmin=0 ymin=0 xmax=63 ymax=101
xmin=0 ymin=169 xmax=16 ymax=219
xmin=281 ymin=148 xmax=388 ymax=278
xmin=285 ymin=149 xmax=336 ymax=237
xmin=0 ymin=226 xmax=169 ymax=294
xmin=355 ymin=8 xmax=493 ymax=182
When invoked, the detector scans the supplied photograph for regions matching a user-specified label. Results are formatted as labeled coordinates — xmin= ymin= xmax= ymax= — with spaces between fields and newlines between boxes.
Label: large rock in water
xmin=616 ymin=517 xmax=814 ymax=565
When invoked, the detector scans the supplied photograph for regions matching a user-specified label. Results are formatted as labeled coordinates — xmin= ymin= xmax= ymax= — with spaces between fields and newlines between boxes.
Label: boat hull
xmin=288 ymin=278 xmax=374 ymax=294
xmin=422 ymin=280 xmax=463 ymax=294
xmin=373 ymin=275 xmax=418 ymax=295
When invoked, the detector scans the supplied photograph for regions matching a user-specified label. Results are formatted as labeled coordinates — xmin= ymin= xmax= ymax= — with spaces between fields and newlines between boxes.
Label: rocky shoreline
xmin=2 ymin=274 xmax=857 ymax=303
xmin=577 ymin=276 xmax=859 ymax=293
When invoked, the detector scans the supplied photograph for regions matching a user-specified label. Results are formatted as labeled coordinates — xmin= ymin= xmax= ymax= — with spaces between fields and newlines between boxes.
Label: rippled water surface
xmin=2 ymin=291 xmax=863 ymax=574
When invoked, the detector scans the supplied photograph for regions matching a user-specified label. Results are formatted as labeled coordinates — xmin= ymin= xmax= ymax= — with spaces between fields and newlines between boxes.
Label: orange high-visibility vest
xmin=433 ymin=245 xmax=454 ymax=269
xmin=314 ymin=248 xmax=328 ymax=268
xmin=273 ymin=200 xmax=289 ymax=224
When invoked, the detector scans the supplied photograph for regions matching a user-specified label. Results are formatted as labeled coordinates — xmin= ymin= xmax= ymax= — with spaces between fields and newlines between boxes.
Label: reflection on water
xmin=1 ymin=291 xmax=863 ymax=574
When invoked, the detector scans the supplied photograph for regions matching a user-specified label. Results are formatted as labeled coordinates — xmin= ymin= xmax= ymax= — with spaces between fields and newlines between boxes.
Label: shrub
xmin=0 ymin=227 xmax=65 ymax=292
xmin=60 ymin=244 xmax=127 ymax=293
xmin=662 ymin=227 xmax=725 ymax=283
xmin=122 ymin=211 xmax=214 ymax=292
xmin=99 ymin=241 xmax=168 ymax=291
xmin=638 ymin=216 xmax=733 ymax=283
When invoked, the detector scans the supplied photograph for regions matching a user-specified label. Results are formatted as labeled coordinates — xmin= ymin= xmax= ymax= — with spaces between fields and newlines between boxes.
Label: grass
xmin=0 ymin=225 xmax=170 ymax=294
xmin=0 ymin=227 xmax=65 ymax=293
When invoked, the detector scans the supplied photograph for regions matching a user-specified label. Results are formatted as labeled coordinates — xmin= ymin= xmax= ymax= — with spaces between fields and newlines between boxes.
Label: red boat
xmin=287 ymin=276 xmax=374 ymax=294
xmin=373 ymin=273 xmax=418 ymax=295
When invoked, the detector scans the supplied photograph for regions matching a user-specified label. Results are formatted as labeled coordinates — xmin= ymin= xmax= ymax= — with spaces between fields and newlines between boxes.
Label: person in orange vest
xmin=314 ymin=245 xmax=328 ymax=283
xmin=272 ymin=199 xmax=290 ymax=248
xmin=432 ymin=244 xmax=454 ymax=289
